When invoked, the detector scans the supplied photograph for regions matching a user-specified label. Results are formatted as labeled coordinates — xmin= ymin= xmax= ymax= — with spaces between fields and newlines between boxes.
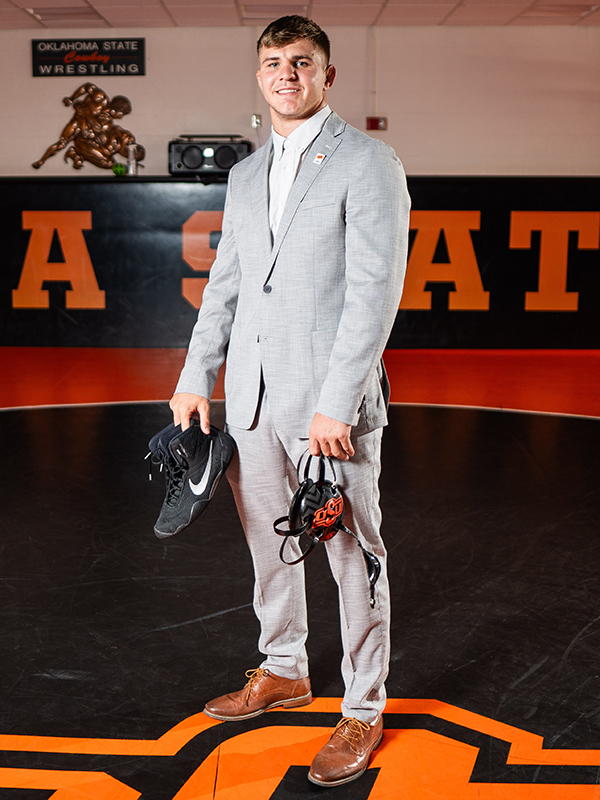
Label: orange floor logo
xmin=1 ymin=698 xmax=599 ymax=799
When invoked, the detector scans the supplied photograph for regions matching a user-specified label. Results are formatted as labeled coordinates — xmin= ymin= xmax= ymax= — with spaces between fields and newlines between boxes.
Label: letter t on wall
xmin=510 ymin=211 xmax=600 ymax=311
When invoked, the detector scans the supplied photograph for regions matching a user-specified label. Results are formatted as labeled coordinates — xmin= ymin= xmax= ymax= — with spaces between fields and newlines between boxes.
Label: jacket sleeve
xmin=314 ymin=140 xmax=411 ymax=426
xmin=174 ymin=173 xmax=241 ymax=400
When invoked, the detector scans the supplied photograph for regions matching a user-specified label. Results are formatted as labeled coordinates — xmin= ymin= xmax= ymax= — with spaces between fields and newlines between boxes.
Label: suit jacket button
xmin=263 ymin=285 xmax=272 ymax=294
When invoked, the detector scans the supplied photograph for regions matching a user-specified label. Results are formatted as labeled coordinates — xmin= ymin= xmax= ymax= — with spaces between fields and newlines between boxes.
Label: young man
xmin=170 ymin=15 xmax=410 ymax=786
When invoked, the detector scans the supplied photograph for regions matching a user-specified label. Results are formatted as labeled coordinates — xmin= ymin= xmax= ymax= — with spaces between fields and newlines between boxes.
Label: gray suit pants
xmin=226 ymin=388 xmax=391 ymax=723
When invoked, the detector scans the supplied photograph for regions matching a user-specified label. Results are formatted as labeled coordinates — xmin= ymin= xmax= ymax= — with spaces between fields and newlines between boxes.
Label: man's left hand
xmin=309 ymin=413 xmax=354 ymax=461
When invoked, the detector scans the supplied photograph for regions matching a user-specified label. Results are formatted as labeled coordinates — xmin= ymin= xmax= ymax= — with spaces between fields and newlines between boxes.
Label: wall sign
xmin=32 ymin=39 xmax=145 ymax=77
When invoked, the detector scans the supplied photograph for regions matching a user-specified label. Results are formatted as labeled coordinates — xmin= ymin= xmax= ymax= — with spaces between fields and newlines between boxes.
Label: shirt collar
xmin=272 ymin=105 xmax=332 ymax=160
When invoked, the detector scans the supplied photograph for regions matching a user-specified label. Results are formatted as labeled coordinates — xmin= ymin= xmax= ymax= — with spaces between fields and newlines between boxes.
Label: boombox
xmin=168 ymin=135 xmax=252 ymax=181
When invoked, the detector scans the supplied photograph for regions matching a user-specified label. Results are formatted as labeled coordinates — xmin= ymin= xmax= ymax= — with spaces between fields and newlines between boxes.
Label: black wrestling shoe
xmin=148 ymin=421 xmax=235 ymax=539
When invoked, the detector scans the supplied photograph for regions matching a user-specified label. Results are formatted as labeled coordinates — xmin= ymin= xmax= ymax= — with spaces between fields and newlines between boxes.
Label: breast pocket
xmin=296 ymin=195 xmax=343 ymax=222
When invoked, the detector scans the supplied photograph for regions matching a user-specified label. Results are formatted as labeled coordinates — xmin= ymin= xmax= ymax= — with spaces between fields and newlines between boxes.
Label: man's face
xmin=256 ymin=38 xmax=335 ymax=134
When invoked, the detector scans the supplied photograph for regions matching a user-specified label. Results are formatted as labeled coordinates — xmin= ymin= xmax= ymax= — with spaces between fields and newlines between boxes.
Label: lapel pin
xmin=314 ymin=153 xmax=326 ymax=165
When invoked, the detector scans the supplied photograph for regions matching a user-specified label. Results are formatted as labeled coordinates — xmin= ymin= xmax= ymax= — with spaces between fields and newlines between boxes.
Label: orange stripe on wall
xmin=384 ymin=349 xmax=600 ymax=419
xmin=1 ymin=347 xmax=599 ymax=418
xmin=0 ymin=347 xmax=197 ymax=408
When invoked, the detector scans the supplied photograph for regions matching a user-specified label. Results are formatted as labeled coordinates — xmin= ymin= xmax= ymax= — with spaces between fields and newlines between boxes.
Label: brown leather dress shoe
xmin=203 ymin=667 xmax=312 ymax=721
xmin=308 ymin=716 xmax=383 ymax=786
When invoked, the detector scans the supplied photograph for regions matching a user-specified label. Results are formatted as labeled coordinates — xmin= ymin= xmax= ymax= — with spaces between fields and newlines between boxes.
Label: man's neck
xmin=270 ymin=101 xmax=328 ymax=138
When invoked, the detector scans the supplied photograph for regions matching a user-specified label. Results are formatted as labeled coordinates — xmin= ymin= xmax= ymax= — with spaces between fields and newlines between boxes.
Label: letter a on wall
xmin=13 ymin=211 xmax=105 ymax=309
xmin=401 ymin=211 xmax=489 ymax=311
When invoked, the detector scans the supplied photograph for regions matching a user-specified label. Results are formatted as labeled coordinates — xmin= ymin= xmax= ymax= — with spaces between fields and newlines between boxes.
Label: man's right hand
xmin=169 ymin=393 xmax=210 ymax=434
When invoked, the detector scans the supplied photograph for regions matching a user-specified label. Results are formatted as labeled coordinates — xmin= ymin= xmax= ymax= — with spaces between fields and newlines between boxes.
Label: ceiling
xmin=2 ymin=0 xmax=600 ymax=30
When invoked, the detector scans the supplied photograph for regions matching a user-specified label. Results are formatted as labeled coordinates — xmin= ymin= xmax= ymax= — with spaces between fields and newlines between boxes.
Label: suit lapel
xmin=245 ymin=137 xmax=272 ymax=261
xmin=270 ymin=113 xmax=345 ymax=263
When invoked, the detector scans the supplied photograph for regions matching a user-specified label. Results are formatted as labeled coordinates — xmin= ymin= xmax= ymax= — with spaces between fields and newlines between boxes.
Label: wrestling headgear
xmin=273 ymin=453 xmax=381 ymax=607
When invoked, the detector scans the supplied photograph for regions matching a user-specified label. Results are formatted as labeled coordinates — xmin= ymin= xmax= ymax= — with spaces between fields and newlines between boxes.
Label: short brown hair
xmin=257 ymin=15 xmax=330 ymax=65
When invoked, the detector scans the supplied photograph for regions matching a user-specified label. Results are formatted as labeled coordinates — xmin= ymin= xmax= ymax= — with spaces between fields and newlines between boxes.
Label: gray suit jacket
xmin=176 ymin=112 xmax=411 ymax=438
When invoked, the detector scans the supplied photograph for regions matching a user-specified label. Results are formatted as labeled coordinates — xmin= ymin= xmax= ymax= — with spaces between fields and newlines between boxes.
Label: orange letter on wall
xmin=13 ymin=211 xmax=105 ymax=309
xmin=510 ymin=211 xmax=600 ymax=311
xmin=181 ymin=211 xmax=224 ymax=309
xmin=400 ymin=211 xmax=489 ymax=311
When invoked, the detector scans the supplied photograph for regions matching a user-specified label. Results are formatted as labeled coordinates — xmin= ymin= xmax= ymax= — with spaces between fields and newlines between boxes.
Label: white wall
xmin=1 ymin=24 xmax=600 ymax=177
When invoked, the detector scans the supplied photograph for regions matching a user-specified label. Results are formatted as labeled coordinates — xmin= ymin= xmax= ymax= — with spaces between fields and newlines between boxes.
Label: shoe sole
xmin=203 ymin=691 xmax=313 ymax=721
xmin=307 ymin=730 xmax=383 ymax=787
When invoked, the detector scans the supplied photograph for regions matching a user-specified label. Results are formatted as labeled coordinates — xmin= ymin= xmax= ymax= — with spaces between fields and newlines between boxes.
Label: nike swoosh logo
xmin=189 ymin=441 xmax=213 ymax=496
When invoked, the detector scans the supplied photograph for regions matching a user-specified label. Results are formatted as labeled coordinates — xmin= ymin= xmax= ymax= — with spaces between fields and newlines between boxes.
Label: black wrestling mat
xmin=1 ymin=401 xmax=600 ymax=799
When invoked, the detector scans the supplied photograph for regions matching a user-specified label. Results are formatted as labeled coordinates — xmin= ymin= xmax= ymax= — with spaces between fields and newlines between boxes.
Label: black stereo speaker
xmin=168 ymin=135 xmax=252 ymax=181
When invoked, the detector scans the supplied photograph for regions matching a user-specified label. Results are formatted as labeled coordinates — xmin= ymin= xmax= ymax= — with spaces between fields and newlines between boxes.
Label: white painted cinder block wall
xmin=1 ymin=25 xmax=599 ymax=177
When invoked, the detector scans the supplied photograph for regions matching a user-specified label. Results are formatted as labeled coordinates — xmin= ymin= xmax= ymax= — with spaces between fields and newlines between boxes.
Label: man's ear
xmin=325 ymin=64 xmax=336 ymax=90
xmin=256 ymin=70 xmax=263 ymax=92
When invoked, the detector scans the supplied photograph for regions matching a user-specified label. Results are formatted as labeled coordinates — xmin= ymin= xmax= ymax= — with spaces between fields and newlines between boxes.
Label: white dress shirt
xmin=269 ymin=105 xmax=332 ymax=237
